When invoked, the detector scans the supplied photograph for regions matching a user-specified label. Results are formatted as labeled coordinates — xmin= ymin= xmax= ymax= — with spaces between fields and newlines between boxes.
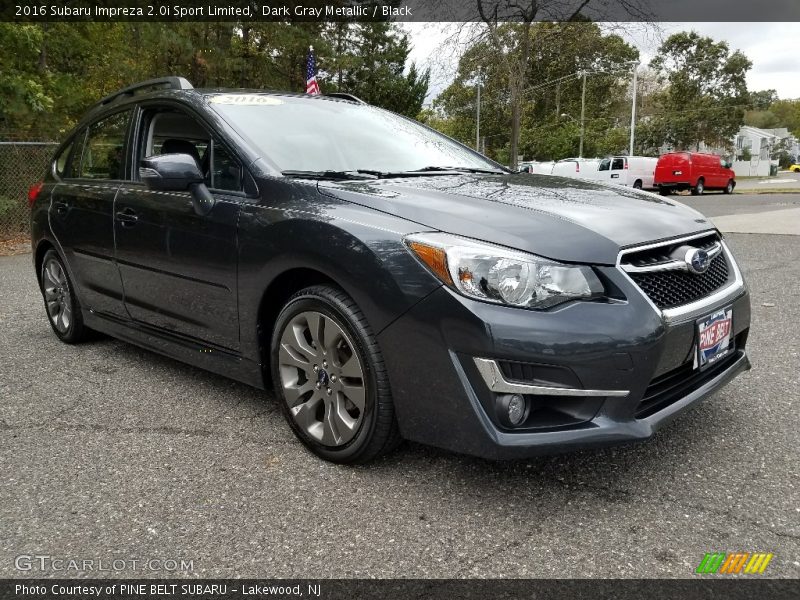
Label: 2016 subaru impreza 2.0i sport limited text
xmin=29 ymin=77 xmax=751 ymax=463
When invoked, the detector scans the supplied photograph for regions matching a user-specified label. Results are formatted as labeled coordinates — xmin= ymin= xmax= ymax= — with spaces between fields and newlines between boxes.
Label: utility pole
xmin=579 ymin=71 xmax=586 ymax=158
xmin=629 ymin=62 xmax=639 ymax=156
xmin=475 ymin=67 xmax=481 ymax=152
xmin=555 ymin=82 xmax=560 ymax=119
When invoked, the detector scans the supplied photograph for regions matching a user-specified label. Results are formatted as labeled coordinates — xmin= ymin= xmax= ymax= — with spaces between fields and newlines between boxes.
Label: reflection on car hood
xmin=317 ymin=173 xmax=713 ymax=265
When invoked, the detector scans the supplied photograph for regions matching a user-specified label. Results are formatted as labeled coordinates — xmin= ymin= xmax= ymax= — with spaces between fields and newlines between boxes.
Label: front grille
xmin=636 ymin=348 xmax=742 ymax=419
xmin=628 ymin=252 xmax=730 ymax=309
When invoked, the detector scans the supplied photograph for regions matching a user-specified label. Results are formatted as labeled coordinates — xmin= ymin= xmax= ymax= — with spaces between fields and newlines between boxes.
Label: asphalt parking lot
xmin=0 ymin=194 xmax=798 ymax=579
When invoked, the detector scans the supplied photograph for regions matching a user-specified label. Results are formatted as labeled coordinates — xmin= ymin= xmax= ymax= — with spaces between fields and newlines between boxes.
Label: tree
xmin=433 ymin=21 xmax=638 ymax=162
xmin=646 ymin=31 xmax=751 ymax=152
xmin=769 ymin=99 xmax=800 ymax=136
xmin=0 ymin=22 xmax=429 ymax=138
xmin=749 ymin=89 xmax=778 ymax=110
xmin=463 ymin=0 xmax=649 ymax=169
xmin=0 ymin=23 xmax=52 ymax=135
xmin=320 ymin=22 xmax=429 ymax=118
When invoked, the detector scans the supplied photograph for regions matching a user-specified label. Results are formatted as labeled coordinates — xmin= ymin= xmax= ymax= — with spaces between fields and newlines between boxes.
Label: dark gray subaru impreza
xmin=30 ymin=77 xmax=751 ymax=463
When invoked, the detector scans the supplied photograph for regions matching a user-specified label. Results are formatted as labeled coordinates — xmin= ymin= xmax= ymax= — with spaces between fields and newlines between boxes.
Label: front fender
xmin=235 ymin=191 xmax=441 ymax=368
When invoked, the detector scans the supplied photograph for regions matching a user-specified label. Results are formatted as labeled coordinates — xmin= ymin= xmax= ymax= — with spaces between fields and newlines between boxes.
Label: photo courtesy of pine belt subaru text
xmin=28 ymin=77 xmax=752 ymax=463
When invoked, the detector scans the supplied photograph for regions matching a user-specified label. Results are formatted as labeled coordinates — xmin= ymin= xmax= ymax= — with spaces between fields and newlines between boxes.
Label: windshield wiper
xmin=404 ymin=166 xmax=506 ymax=175
xmin=281 ymin=170 xmax=378 ymax=180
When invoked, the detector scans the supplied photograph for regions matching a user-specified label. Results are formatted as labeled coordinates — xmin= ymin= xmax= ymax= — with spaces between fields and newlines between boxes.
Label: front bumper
xmin=377 ymin=264 xmax=751 ymax=460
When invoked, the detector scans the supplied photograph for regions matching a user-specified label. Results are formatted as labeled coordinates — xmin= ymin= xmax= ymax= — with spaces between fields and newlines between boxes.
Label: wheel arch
xmin=256 ymin=266 xmax=340 ymax=382
xmin=34 ymin=239 xmax=57 ymax=285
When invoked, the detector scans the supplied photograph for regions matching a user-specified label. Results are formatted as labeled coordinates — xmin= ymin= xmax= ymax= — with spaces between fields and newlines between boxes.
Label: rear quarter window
xmin=54 ymin=141 xmax=74 ymax=178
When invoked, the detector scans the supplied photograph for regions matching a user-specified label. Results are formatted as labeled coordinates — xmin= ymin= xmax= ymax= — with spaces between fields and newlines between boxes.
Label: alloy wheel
xmin=278 ymin=310 xmax=366 ymax=447
xmin=42 ymin=258 xmax=72 ymax=334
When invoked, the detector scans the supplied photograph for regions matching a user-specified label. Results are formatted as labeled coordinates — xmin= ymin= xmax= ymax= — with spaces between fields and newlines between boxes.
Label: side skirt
xmin=83 ymin=309 xmax=266 ymax=390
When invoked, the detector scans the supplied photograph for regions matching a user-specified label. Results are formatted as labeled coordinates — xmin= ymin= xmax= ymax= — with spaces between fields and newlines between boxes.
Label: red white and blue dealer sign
xmin=696 ymin=307 xmax=733 ymax=369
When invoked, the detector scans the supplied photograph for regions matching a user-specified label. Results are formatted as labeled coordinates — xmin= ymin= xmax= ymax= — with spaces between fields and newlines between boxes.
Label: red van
xmin=654 ymin=152 xmax=735 ymax=196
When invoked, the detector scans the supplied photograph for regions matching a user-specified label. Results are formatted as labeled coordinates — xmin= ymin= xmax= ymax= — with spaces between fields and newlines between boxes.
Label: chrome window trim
xmin=616 ymin=231 xmax=745 ymax=323
xmin=473 ymin=358 xmax=630 ymax=398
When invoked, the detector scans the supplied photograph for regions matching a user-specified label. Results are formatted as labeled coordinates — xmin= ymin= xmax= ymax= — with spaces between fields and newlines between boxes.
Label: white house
xmin=728 ymin=126 xmax=783 ymax=177
xmin=762 ymin=127 xmax=800 ymax=162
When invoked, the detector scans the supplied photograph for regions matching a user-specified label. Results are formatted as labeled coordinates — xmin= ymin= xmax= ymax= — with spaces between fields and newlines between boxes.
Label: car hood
xmin=317 ymin=173 xmax=713 ymax=265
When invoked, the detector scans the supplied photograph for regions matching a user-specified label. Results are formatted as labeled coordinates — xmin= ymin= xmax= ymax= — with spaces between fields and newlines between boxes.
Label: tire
xmin=691 ymin=178 xmax=704 ymax=196
xmin=633 ymin=179 xmax=643 ymax=190
xmin=724 ymin=179 xmax=734 ymax=195
xmin=658 ymin=186 xmax=670 ymax=196
xmin=794 ymin=167 xmax=800 ymax=173
xmin=270 ymin=285 xmax=401 ymax=464
xmin=39 ymin=249 xmax=89 ymax=343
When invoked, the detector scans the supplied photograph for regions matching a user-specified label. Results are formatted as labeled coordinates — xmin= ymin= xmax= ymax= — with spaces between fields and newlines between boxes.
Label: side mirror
xmin=140 ymin=153 xmax=203 ymax=191
xmin=139 ymin=153 xmax=215 ymax=216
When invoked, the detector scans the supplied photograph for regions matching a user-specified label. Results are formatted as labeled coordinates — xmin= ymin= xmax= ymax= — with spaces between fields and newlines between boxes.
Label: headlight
xmin=404 ymin=232 xmax=603 ymax=309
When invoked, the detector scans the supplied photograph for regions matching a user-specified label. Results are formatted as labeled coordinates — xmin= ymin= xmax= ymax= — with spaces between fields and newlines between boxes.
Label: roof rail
xmin=323 ymin=92 xmax=366 ymax=104
xmin=92 ymin=77 xmax=194 ymax=111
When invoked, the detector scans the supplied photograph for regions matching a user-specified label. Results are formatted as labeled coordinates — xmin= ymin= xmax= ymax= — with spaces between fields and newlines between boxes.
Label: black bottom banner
xmin=1 ymin=579 xmax=799 ymax=600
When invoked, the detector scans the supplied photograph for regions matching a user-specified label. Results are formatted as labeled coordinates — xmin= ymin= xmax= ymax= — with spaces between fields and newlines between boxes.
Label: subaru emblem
xmin=685 ymin=248 xmax=710 ymax=274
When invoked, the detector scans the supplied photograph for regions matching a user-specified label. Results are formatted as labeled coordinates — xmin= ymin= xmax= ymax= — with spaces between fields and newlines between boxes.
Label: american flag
xmin=306 ymin=46 xmax=320 ymax=95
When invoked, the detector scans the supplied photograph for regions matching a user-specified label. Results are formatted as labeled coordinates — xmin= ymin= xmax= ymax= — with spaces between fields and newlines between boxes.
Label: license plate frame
xmin=695 ymin=306 xmax=734 ymax=371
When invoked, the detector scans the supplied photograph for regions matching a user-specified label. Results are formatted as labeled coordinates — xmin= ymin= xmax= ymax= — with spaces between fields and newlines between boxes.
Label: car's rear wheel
xmin=691 ymin=178 xmax=705 ymax=195
xmin=633 ymin=179 xmax=643 ymax=190
xmin=658 ymin=186 xmax=671 ymax=196
xmin=39 ymin=249 xmax=89 ymax=343
xmin=794 ymin=167 xmax=800 ymax=173
xmin=271 ymin=285 xmax=401 ymax=464
xmin=724 ymin=179 xmax=734 ymax=194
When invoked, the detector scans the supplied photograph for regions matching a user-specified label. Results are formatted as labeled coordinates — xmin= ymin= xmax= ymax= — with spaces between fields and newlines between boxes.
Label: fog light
xmin=496 ymin=393 xmax=529 ymax=428
xmin=507 ymin=394 xmax=526 ymax=425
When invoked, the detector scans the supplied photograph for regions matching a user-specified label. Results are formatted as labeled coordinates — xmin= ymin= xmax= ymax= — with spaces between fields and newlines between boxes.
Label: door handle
xmin=53 ymin=201 xmax=69 ymax=214
xmin=115 ymin=207 xmax=138 ymax=227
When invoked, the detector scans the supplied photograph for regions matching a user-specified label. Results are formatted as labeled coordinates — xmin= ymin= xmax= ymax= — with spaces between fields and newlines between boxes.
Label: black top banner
xmin=4 ymin=0 xmax=800 ymax=22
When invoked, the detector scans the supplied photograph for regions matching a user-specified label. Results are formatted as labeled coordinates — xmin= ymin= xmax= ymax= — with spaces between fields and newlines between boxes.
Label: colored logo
xmin=696 ymin=552 xmax=774 ymax=574
xmin=685 ymin=247 xmax=710 ymax=274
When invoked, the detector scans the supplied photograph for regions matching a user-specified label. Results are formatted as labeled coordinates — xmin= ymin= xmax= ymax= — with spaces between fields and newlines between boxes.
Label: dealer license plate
xmin=696 ymin=307 xmax=733 ymax=370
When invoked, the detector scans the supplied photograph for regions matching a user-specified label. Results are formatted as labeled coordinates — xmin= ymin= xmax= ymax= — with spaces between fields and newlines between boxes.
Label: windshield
xmin=208 ymin=94 xmax=502 ymax=174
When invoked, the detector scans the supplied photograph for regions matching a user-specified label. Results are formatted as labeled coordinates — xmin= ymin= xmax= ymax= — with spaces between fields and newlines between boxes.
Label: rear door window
xmin=611 ymin=158 xmax=625 ymax=170
xmin=76 ymin=110 xmax=132 ymax=180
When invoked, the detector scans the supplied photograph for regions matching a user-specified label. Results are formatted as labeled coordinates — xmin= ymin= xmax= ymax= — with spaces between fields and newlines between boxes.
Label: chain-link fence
xmin=0 ymin=141 xmax=59 ymax=237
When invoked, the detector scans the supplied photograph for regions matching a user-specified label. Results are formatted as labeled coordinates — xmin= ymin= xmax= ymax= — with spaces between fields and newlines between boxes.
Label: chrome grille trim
xmin=621 ymin=241 xmax=722 ymax=274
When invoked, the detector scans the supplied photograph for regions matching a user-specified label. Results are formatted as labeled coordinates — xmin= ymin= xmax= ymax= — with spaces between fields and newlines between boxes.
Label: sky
xmin=403 ymin=22 xmax=800 ymax=104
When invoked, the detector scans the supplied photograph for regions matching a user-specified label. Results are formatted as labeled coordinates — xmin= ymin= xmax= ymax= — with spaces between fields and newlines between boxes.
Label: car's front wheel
xmin=39 ymin=249 xmax=89 ymax=343
xmin=271 ymin=285 xmax=401 ymax=464
xmin=724 ymin=179 xmax=734 ymax=194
